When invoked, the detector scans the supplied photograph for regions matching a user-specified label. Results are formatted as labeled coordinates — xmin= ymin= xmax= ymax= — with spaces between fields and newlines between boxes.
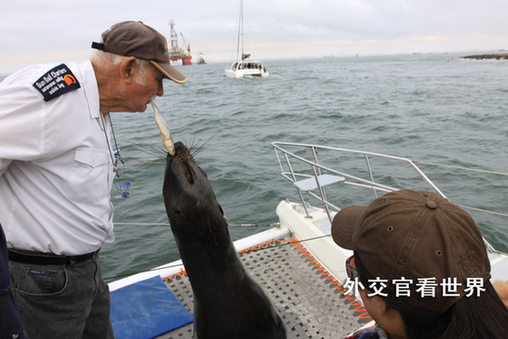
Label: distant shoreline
xmin=462 ymin=53 xmax=508 ymax=60
xmin=2 ymin=51 xmax=508 ymax=76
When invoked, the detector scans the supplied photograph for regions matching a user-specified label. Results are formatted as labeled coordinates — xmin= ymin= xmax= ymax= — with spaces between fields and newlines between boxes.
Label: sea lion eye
xmin=182 ymin=162 xmax=194 ymax=184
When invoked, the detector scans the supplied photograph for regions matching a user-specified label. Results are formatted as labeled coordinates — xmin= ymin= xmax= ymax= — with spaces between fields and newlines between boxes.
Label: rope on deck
xmin=124 ymin=158 xmax=508 ymax=177
xmin=113 ymin=222 xmax=281 ymax=227
xmin=417 ymin=161 xmax=508 ymax=176
xmin=459 ymin=205 xmax=508 ymax=218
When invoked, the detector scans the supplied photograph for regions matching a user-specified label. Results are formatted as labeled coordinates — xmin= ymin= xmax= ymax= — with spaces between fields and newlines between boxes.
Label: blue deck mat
xmin=110 ymin=276 xmax=193 ymax=339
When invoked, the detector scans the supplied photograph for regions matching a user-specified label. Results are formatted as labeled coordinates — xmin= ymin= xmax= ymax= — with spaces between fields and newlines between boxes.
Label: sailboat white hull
xmin=225 ymin=60 xmax=269 ymax=78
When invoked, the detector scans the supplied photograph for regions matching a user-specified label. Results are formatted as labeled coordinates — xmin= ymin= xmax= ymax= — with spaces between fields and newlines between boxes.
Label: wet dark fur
xmin=163 ymin=142 xmax=287 ymax=339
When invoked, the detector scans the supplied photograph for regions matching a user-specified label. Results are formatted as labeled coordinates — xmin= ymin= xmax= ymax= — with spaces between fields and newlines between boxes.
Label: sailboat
xmin=225 ymin=0 xmax=269 ymax=78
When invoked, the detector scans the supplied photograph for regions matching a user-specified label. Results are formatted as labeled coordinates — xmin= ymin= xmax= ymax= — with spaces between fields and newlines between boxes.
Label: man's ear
xmin=119 ymin=56 xmax=137 ymax=83
xmin=373 ymin=295 xmax=390 ymax=316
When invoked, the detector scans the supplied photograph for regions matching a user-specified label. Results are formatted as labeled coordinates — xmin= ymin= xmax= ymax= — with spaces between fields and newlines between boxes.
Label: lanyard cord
xmin=109 ymin=117 xmax=128 ymax=181
xmin=109 ymin=117 xmax=121 ymax=161
xmin=100 ymin=113 xmax=120 ymax=177
xmin=99 ymin=113 xmax=131 ymax=199
xmin=109 ymin=115 xmax=127 ymax=186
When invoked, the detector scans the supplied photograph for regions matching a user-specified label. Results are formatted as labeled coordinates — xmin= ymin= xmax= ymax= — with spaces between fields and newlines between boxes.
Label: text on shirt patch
xmin=32 ymin=63 xmax=81 ymax=102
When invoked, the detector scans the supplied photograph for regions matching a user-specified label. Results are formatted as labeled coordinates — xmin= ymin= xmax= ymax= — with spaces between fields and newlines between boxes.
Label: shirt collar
xmin=79 ymin=60 xmax=101 ymax=119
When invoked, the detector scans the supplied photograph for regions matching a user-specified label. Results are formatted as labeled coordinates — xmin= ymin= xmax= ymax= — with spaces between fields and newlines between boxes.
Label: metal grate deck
xmin=156 ymin=237 xmax=370 ymax=339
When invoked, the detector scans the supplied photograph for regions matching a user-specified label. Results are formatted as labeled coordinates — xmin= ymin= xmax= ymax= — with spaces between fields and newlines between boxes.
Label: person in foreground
xmin=331 ymin=190 xmax=508 ymax=339
xmin=0 ymin=224 xmax=25 ymax=339
xmin=0 ymin=21 xmax=188 ymax=338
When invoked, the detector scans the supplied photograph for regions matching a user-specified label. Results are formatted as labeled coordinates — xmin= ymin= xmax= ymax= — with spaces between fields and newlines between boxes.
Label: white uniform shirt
xmin=0 ymin=61 xmax=115 ymax=255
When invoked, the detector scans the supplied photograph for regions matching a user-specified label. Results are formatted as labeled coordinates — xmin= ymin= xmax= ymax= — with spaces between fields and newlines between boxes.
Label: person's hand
xmin=493 ymin=280 xmax=508 ymax=308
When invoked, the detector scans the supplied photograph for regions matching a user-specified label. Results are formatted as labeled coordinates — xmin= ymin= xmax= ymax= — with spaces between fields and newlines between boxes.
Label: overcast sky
xmin=1 ymin=0 xmax=508 ymax=74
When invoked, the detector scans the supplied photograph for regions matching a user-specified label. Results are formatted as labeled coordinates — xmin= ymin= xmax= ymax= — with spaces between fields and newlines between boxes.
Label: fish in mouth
xmin=152 ymin=102 xmax=175 ymax=156
xmin=153 ymin=102 xmax=287 ymax=338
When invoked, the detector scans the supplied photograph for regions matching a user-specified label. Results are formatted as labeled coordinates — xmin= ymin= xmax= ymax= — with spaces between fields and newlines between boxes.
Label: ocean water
xmin=2 ymin=52 xmax=508 ymax=280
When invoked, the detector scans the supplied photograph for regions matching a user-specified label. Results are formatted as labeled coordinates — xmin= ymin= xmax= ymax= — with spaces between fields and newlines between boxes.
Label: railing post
xmin=283 ymin=152 xmax=312 ymax=218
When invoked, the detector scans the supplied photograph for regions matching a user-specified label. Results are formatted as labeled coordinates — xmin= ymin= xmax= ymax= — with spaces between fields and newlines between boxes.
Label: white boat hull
xmin=276 ymin=200 xmax=351 ymax=282
xmin=225 ymin=67 xmax=269 ymax=78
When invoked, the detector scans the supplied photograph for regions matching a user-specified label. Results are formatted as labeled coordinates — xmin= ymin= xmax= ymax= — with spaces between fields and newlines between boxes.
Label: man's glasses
xmin=346 ymin=255 xmax=359 ymax=280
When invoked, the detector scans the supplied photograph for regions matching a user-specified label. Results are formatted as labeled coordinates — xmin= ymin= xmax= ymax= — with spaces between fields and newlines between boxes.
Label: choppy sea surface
xmin=3 ymin=52 xmax=508 ymax=280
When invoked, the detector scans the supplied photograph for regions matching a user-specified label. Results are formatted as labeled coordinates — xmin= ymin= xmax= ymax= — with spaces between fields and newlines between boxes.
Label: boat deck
xmin=156 ymin=236 xmax=370 ymax=338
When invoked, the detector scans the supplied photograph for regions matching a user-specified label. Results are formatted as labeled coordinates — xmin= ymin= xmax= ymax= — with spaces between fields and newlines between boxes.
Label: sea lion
xmin=152 ymin=102 xmax=286 ymax=338
xmin=162 ymin=142 xmax=287 ymax=339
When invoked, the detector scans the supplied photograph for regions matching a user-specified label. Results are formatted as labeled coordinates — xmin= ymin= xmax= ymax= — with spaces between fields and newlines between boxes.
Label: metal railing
xmin=272 ymin=142 xmax=446 ymax=223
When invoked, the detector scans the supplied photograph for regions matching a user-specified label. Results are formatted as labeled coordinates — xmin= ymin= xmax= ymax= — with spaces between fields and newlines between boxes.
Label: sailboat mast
xmin=241 ymin=0 xmax=244 ymax=58
xmin=235 ymin=0 xmax=244 ymax=60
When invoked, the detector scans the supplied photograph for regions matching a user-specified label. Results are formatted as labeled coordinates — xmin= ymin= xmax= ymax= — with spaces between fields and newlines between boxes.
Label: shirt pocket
xmin=68 ymin=149 xmax=109 ymax=204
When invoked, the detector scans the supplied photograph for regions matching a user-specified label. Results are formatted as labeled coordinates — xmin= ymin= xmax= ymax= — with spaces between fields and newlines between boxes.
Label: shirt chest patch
xmin=32 ymin=63 xmax=81 ymax=102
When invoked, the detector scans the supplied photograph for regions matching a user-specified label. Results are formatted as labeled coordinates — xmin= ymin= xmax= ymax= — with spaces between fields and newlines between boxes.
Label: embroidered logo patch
xmin=32 ymin=63 xmax=81 ymax=102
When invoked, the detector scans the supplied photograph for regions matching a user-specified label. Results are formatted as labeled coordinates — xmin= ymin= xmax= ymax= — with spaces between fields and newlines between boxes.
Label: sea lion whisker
xmin=190 ymin=136 xmax=215 ymax=157
xmin=178 ymin=138 xmax=201 ymax=158
xmin=129 ymin=142 xmax=167 ymax=160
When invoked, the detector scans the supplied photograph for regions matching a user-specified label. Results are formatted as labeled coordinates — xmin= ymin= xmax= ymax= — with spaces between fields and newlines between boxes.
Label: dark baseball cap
xmin=92 ymin=21 xmax=188 ymax=84
xmin=332 ymin=190 xmax=491 ymax=313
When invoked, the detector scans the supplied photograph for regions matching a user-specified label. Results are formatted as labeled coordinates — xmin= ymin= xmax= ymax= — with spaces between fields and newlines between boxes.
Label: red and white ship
xmin=168 ymin=19 xmax=192 ymax=66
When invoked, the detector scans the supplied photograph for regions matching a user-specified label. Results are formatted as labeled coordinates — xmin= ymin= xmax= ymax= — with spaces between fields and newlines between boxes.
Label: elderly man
xmin=0 ymin=21 xmax=187 ymax=338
